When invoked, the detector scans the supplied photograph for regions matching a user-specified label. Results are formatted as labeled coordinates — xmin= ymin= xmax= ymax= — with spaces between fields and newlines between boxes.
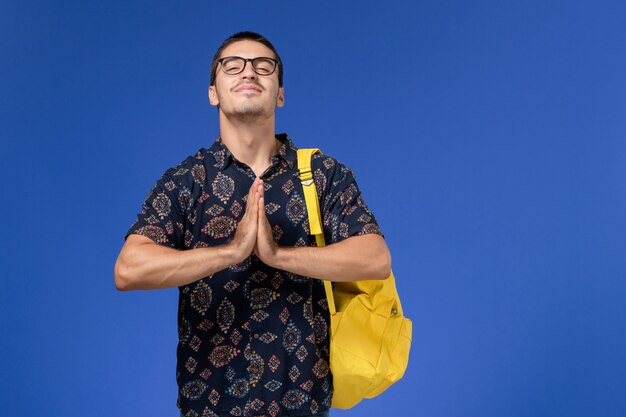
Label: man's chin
xmin=232 ymin=105 xmax=271 ymax=119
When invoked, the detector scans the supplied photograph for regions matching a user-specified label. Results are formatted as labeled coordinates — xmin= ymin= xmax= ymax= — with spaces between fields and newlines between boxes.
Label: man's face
xmin=209 ymin=40 xmax=284 ymax=119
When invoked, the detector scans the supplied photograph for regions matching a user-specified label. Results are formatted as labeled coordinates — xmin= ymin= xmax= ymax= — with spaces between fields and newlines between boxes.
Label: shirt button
xmin=253 ymin=333 xmax=260 ymax=339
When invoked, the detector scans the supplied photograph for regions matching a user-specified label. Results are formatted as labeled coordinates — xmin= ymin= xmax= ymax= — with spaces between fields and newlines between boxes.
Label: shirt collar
xmin=208 ymin=133 xmax=297 ymax=171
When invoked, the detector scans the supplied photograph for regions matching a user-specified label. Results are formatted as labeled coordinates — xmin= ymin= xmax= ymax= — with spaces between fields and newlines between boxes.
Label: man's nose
xmin=240 ymin=60 xmax=257 ymax=79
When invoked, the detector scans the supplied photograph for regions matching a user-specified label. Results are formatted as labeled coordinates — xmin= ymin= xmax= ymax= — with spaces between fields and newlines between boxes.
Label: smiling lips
xmin=233 ymin=83 xmax=263 ymax=93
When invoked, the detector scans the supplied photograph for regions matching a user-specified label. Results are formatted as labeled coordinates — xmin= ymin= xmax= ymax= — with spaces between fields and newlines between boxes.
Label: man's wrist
xmin=269 ymin=246 xmax=292 ymax=271
xmin=220 ymin=241 xmax=246 ymax=267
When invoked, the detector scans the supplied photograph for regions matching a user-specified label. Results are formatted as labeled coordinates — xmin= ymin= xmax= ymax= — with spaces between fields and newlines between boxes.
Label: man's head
xmin=208 ymin=32 xmax=285 ymax=119
xmin=210 ymin=31 xmax=283 ymax=87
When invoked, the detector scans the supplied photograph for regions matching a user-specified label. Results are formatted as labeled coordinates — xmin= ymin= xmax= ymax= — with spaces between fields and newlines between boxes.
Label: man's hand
xmin=227 ymin=178 xmax=263 ymax=264
xmin=254 ymin=179 xmax=280 ymax=266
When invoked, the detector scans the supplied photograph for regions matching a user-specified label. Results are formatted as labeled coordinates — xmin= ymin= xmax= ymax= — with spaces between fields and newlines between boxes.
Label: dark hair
xmin=210 ymin=31 xmax=283 ymax=87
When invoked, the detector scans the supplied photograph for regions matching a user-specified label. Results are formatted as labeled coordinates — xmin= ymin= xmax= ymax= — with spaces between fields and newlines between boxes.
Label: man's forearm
xmin=270 ymin=234 xmax=391 ymax=282
xmin=116 ymin=181 xmax=263 ymax=291
xmin=114 ymin=234 xmax=240 ymax=290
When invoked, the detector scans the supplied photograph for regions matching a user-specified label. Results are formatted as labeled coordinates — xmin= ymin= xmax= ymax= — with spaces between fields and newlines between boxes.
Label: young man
xmin=115 ymin=31 xmax=390 ymax=417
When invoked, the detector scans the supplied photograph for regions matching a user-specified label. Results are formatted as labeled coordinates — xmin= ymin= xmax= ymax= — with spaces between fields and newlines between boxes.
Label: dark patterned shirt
xmin=126 ymin=134 xmax=383 ymax=417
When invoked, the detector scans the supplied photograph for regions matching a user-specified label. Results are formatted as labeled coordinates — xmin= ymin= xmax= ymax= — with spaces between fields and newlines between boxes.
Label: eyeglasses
xmin=217 ymin=56 xmax=279 ymax=77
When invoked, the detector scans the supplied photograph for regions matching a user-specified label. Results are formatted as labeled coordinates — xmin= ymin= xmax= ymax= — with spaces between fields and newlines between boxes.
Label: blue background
xmin=1 ymin=1 xmax=625 ymax=416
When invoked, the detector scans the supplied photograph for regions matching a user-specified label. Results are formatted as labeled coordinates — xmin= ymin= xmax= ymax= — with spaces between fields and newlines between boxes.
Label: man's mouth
xmin=234 ymin=84 xmax=263 ymax=93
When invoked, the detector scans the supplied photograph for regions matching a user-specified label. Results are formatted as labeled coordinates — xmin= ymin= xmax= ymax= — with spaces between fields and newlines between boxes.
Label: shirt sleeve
xmin=313 ymin=155 xmax=384 ymax=244
xmin=125 ymin=165 xmax=190 ymax=249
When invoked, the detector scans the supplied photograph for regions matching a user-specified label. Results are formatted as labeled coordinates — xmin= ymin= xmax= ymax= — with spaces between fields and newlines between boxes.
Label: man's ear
xmin=208 ymin=85 xmax=219 ymax=106
xmin=276 ymin=87 xmax=285 ymax=108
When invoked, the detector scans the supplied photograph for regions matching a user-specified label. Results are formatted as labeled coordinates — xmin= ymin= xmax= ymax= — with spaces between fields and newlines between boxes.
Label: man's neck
xmin=218 ymin=113 xmax=280 ymax=178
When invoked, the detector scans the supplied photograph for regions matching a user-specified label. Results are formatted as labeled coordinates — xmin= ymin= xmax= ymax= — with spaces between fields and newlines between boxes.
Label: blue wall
xmin=1 ymin=1 xmax=625 ymax=416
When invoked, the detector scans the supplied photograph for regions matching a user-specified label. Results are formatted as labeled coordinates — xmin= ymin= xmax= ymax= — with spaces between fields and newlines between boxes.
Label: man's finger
xmin=258 ymin=195 xmax=265 ymax=219
xmin=257 ymin=180 xmax=266 ymax=218
xmin=249 ymin=180 xmax=259 ymax=223
xmin=258 ymin=184 xmax=272 ymax=233
xmin=244 ymin=178 xmax=258 ymax=215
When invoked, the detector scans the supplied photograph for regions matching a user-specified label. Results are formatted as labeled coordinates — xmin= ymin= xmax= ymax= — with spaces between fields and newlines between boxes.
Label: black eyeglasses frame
xmin=217 ymin=56 xmax=279 ymax=77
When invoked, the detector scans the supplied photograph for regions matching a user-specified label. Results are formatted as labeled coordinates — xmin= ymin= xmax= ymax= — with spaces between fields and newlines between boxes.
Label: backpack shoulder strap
xmin=297 ymin=148 xmax=323 ymax=237
xmin=297 ymin=148 xmax=336 ymax=315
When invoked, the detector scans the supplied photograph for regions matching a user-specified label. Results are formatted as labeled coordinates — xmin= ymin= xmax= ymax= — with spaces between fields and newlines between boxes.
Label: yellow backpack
xmin=297 ymin=149 xmax=413 ymax=409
